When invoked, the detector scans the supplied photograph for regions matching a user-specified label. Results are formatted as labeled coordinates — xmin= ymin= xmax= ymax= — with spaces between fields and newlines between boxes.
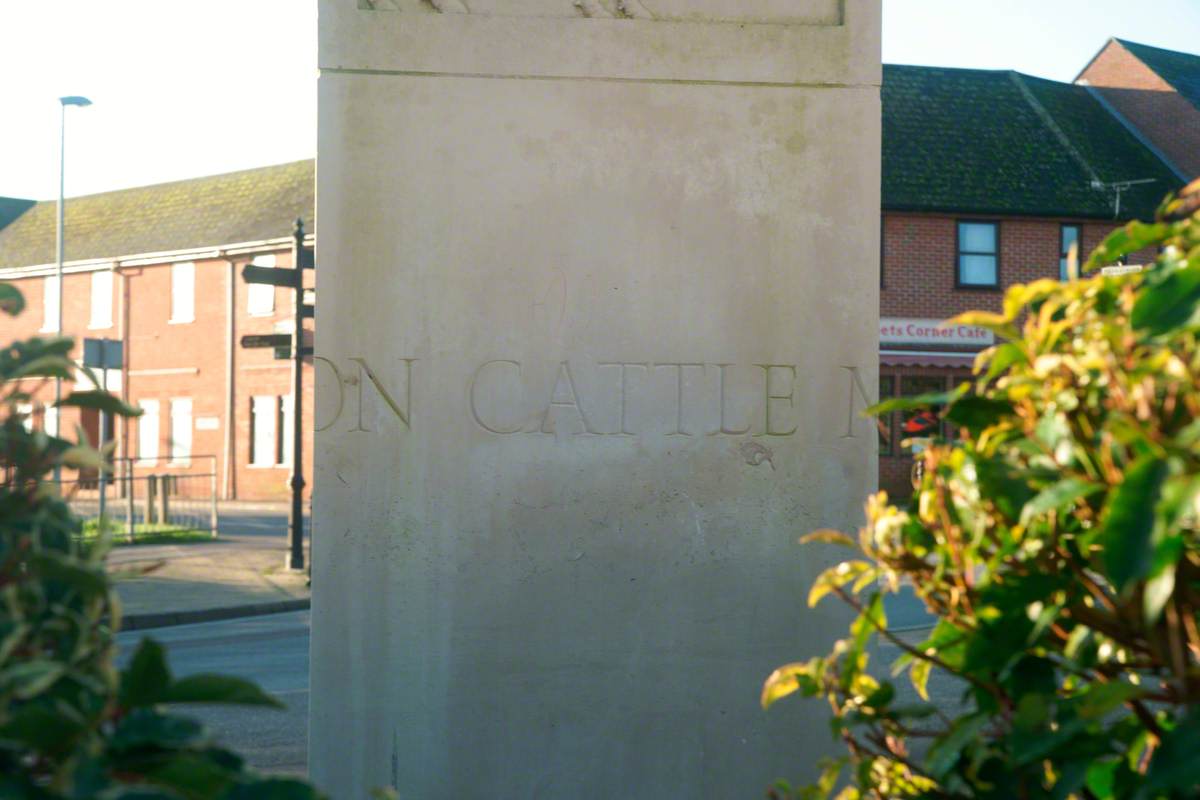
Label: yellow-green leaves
xmin=808 ymin=561 xmax=875 ymax=608
xmin=761 ymin=658 xmax=821 ymax=710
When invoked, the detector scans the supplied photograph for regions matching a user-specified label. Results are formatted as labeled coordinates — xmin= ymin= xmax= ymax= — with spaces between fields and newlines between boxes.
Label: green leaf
xmin=1019 ymin=478 xmax=1102 ymax=527
xmin=944 ymin=395 xmax=1014 ymax=434
xmin=27 ymin=551 xmax=109 ymax=598
xmin=1131 ymin=262 xmax=1200 ymax=335
xmin=799 ymin=529 xmax=858 ymax=549
xmin=120 ymin=639 xmax=172 ymax=709
xmin=762 ymin=659 xmax=822 ymax=710
xmin=926 ymin=713 xmax=990 ymax=778
xmin=808 ymin=561 xmax=873 ymax=607
xmin=224 ymin=778 xmax=325 ymax=800
xmin=909 ymin=659 xmax=932 ymax=701
xmin=0 ymin=706 xmax=85 ymax=755
xmin=867 ymin=387 xmax=963 ymax=418
xmin=58 ymin=390 xmax=143 ymax=417
xmin=1077 ymin=681 xmax=1141 ymax=721
xmin=0 ymin=283 xmax=25 ymax=316
xmin=1143 ymin=563 xmax=1176 ymax=624
xmin=163 ymin=675 xmax=284 ymax=708
xmin=108 ymin=708 xmax=207 ymax=753
xmin=1143 ymin=708 xmax=1200 ymax=794
xmin=1086 ymin=221 xmax=1171 ymax=272
xmin=1101 ymin=456 xmax=1168 ymax=591
xmin=1086 ymin=759 xmax=1118 ymax=800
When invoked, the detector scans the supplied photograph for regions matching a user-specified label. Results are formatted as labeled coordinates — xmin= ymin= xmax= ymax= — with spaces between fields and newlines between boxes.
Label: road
xmin=116 ymin=610 xmax=311 ymax=775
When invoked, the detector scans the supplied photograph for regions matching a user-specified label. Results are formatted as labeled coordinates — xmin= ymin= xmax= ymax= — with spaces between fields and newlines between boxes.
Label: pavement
xmin=110 ymin=510 xmax=310 ymax=630
xmin=116 ymin=610 xmax=311 ymax=775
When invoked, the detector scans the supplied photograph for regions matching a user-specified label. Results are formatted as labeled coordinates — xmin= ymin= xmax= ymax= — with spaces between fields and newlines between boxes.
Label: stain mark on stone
xmin=737 ymin=440 xmax=776 ymax=471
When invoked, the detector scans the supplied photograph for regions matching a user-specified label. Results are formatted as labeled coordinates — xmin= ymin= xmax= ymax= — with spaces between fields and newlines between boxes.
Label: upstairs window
xmin=170 ymin=262 xmax=195 ymax=323
xmin=1060 ymin=224 xmax=1081 ymax=280
xmin=247 ymin=254 xmax=276 ymax=316
xmin=42 ymin=276 xmax=60 ymax=332
xmin=90 ymin=270 xmax=113 ymax=328
xmin=957 ymin=221 xmax=999 ymax=288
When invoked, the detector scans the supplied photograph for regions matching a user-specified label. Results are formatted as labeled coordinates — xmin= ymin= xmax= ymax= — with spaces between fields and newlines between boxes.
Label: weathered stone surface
xmin=312 ymin=2 xmax=880 ymax=797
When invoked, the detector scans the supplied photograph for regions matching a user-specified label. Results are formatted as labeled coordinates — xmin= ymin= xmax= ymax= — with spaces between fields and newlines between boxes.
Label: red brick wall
xmin=0 ymin=253 xmax=314 ymax=502
xmin=878 ymin=210 xmax=1155 ymax=500
xmin=1077 ymin=41 xmax=1200 ymax=178
xmin=882 ymin=212 xmax=1140 ymax=320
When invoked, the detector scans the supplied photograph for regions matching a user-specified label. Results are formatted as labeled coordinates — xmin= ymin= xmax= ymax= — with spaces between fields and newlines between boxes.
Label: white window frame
xmin=16 ymin=403 xmax=33 ymax=433
xmin=169 ymin=398 xmax=192 ymax=466
xmin=138 ymin=400 xmax=160 ymax=465
xmin=89 ymin=270 xmax=114 ymax=329
xmin=247 ymin=254 xmax=276 ymax=317
xmin=41 ymin=275 xmax=60 ymax=333
xmin=169 ymin=262 xmax=195 ymax=324
xmin=280 ymin=394 xmax=294 ymax=467
xmin=45 ymin=406 xmax=60 ymax=438
xmin=250 ymin=395 xmax=278 ymax=468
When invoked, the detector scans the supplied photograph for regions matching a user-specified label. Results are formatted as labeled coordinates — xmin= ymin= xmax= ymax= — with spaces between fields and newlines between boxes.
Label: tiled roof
xmin=0 ymin=198 xmax=34 ymax=234
xmin=1119 ymin=38 xmax=1200 ymax=111
xmin=0 ymin=160 xmax=314 ymax=269
xmin=883 ymin=64 xmax=1182 ymax=219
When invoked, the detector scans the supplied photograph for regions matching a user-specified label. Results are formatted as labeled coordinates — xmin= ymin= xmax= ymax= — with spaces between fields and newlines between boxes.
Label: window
xmin=169 ymin=398 xmax=192 ymax=465
xmin=170 ymin=262 xmax=195 ymax=323
xmin=45 ymin=406 xmax=59 ymax=438
xmin=247 ymin=254 xmax=276 ymax=316
xmin=957 ymin=221 xmax=999 ymax=287
xmin=42 ymin=276 xmax=59 ymax=332
xmin=250 ymin=395 xmax=277 ymax=467
xmin=16 ymin=403 xmax=33 ymax=433
xmin=900 ymin=375 xmax=945 ymax=453
xmin=279 ymin=395 xmax=294 ymax=467
xmin=90 ymin=270 xmax=113 ymax=328
xmin=138 ymin=400 xmax=159 ymax=464
xmin=1060 ymin=225 xmax=1081 ymax=281
xmin=878 ymin=375 xmax=895 ymax=456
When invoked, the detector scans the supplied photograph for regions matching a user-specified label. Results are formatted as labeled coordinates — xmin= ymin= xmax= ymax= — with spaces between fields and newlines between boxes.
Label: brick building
xmin=0 ymin=41 xmax=1195 ymax=501
xmin=0 ymin=161 xmax=315 ymax=501
xmin=878 ymin=62 xmax=1182 ymax=497
xmin=1077 ymin=38 xmax=1200 ymax=182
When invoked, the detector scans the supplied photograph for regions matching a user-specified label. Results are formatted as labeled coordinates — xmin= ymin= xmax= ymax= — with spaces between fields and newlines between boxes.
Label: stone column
xmin=313 ymin=2 xmax=881 ymax=797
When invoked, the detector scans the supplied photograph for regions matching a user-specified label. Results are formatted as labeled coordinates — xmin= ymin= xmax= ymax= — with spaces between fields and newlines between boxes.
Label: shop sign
xmin=880 ymin=317 xmax=994 ymax=347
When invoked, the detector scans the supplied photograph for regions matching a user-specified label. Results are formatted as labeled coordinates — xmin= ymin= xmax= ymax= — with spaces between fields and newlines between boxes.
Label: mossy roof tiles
xmin=883 ymin=64 xmax=1181 ymax=219
xmin=0 ymin=160 xmax=314 ymax=269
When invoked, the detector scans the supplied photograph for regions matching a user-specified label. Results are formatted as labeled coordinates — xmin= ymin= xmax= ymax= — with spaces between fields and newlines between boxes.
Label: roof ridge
xmin=1006 ymin=72 xmax=1102 ymax=185
xmin=25 ymin=158 xmax=314 ymax=205
xmin=1116 ymin=37 xmax=1200 ymax=60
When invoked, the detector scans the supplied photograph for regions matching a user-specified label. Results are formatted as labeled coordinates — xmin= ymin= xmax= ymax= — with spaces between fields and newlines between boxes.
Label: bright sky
xmin=1 ymin=1 xmax=1198 ymax=201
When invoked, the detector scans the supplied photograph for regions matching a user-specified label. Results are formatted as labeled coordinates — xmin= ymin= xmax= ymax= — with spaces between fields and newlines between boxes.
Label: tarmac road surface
xmin=116 ymin=609 xmax=311 ymax=775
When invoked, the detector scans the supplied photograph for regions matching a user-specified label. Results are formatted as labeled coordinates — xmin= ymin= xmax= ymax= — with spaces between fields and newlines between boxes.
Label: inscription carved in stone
xmin=316 ymin=356 xmax=876 ymax=441
xmin=356 ymin=0 xmax=843 ymax=26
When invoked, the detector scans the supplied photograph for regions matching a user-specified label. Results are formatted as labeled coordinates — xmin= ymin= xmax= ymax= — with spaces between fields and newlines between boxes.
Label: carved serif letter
xmin=754 ymin=364 xmax=798 ymax=437
xmin=350 ymin=357 xmax=416 ymax=432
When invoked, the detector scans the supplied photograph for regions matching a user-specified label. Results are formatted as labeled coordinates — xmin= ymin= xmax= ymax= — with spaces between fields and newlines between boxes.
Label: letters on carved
xmin=319 ymin=356 xmax=873 ymax=443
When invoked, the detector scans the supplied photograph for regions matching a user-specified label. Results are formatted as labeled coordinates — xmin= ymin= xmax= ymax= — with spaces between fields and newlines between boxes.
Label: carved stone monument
xmin=312 ymin=2 xmax=881 ymax=796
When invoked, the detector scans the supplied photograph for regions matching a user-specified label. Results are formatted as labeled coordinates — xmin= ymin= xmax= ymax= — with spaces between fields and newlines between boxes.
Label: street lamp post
xmin=54 ymin=95 xmax=91 ymax=483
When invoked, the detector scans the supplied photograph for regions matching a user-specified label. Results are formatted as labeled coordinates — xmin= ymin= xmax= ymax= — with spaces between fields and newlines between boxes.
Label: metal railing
xmin=65 ymin=455 xmax=219 ymax=543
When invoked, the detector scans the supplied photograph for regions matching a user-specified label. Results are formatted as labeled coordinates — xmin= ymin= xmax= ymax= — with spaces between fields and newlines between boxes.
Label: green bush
xmin=764 ymin=181 xmax=1200 ymax=799
xmin=0 ymin=288 xmax=324 ymax=799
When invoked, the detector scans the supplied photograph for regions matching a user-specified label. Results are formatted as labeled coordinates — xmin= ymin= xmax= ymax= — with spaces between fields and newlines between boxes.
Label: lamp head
xmin=59 ymin=96 xmax=92 ymax=107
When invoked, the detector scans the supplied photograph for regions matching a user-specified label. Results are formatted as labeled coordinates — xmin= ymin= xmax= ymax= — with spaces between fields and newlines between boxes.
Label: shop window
xmin=878 ymin=375 xmax=895 ymax=456
xmin=957 ymin=221 xmax=998 ymax=287
xmin=900 ymin=375 xmax=944 ymax=453
xmin=1060 ymin=224 xmax=1081 ymax=280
